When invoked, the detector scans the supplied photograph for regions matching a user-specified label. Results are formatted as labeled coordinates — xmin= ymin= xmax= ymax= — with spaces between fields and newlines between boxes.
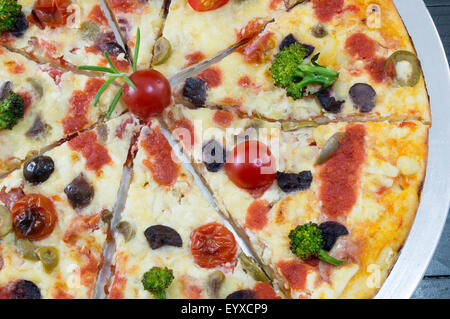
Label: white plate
xmin=376 ymin=0 xmax=450 ymax=299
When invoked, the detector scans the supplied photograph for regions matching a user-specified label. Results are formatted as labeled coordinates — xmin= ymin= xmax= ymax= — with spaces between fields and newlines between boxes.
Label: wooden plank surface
xmin=411 ymin=0 xmax=450 ymax=299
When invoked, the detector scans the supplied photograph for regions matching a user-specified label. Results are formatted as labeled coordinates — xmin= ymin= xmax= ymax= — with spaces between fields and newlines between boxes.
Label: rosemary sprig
xmin=77 ymin=28 xmax=141 ymax=118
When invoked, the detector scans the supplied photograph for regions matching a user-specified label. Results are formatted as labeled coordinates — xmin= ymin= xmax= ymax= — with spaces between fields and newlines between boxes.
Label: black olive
xmin=319 ymin=221 xmax=349 ymax=251
xmin=226 ymin=289 xmax=257 ymax=299
xmin=10 ymin=280 xmax=41 ymax=299
xmin=276 ymin=171 xmax=313 ymax=193
xmin=23 ymin=155 xmax=54 ymax=184
xmin=279 ymin=34 xmax=315 ymax=57
xmin=96 ymin=32 xmax=128 ymax=58
xmin=144 ymin=225 xmax=182 ymax=249
xmin=182 ymin=77 xmax=207 ymax=108
xmin=0 ymin=81 xmax=11 ymax=99
xmin=11 ymin=12 xmax=29 ymax=37
xmin=349 ymin=83 xmax=376 ymax=113
xmin=317 ymin=87 xmax=344 ymax=113
xmin=202 ymin=140 xmax=226 ymax=172
xmin=64 ymin=174 xmax=94 ymax=209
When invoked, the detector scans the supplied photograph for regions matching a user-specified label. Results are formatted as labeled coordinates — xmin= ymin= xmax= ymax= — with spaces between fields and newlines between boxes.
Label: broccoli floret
xmin=0 ymin=91 xmax=24 ymax=130
xmin=0 ymin=0 xmax=22 ymax=34
xmin=270 ymin=42 xmax=339 ymax=100
xmin=142 ymin=266 xmax=174 ymax=299
xmin=289 ymin=222 xmax=347 ymax=266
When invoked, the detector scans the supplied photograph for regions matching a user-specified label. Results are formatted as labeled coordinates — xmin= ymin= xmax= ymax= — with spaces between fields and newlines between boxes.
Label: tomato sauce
xmin=30 ymin=0 xmax=72 ymax=28
xmin=312 ymin=0 xmax=344 ymax=22
xmin=115 ymin=117 xmax=135 ymax=139
xmin=108 ymin=0 xmax=140 ymax=13
xmin=63 ymin=213 xmax=102 ymax=245
xmin=236 ymin=18 xmax=268 ymax=42
xmin=345 ymin=32 xmax=377 ymax=61
xmin=277 ymin=260 xmax=309 ymax=290
xmin=78 ymin=247 xmax=100 ymax=292
xmin=220 ymin=97 xmax=243 ymax=107
xmin=0 ymin=186 xmax=25 ymax=210
xmin=319 ymin=124 xmax=366 ymax=218
xmin=68 ymin=131 xmax=112 ymax=171
xmin=181 ymin=275 xmax=203 ymax=299
xmin=141 ymin=126 xmax=179 ymax=186
xmin=253 ymin=282 xmax=280 ymax=299
xmin=213 ymin=110 xmax=233 ymax=127
xmin=108 ymin=271 xmax=127 ymax=299
xmin=18 ymin=91 xmax=32 ymax=111
xmin=198 ymin=67 xmax=222 ymax=88
xmin=185 ymin=51 xmax=205 ymax=67
xmin=237 ymin=32 xmax=275 ymax=64
xmin=88 ymin=4 xmax=108 ymax=26
xmin=245 ymin=200 xmax=271 ymax=230
xmin=364 ymin=57 xmax=387 ymax=83
xmin=173 ymin=118 xmax=195 ymax=150
xmin=41 ymin=66 xmax=63 ymax=85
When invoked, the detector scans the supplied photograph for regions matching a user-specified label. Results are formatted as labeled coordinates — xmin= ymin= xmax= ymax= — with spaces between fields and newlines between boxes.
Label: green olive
xmin=37 ymin=246 xmax=59 ymax=273
xmin=311 ymin=24 xmax=328 ymax=38
xmin=117 ymin=221 xmax=135 ymax=242
xmin=207 ymin=270 xmax=225 ymax=298
xmin=79 ymin=21 xmax=101 ymax=41
xmin=239 ymin=253 xmax=270 ymax=283
xmin=15 ymin=239 xmax=39 ymax=261
xmin=0 ymin=205 xmax=12 ymax=238
xmin=281 ymin=121 xmax=318 ymax=132
xmin=315 ymin=132 xmax=345 ymax=165
xmin=385 ymin=50 xmax=421 ymax=87
xmin=152 ymin=37 xmax=172 ymax=66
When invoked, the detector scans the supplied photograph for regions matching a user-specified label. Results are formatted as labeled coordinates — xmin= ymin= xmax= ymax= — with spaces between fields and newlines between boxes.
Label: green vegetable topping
xmin=0 ymin=90 xmax=25 ymax=130
xmin=288 ymin=222 xmax=347 ymax=266
xmin=142 ymin=266 xmax=174 ymax=299
xmin=270 ymin=42 xmax=339 ymax=100
xmin=0 ymin=0 xmax=21 ymax=34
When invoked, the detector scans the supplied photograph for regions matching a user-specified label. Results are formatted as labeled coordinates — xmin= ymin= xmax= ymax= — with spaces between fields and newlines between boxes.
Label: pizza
xmin=163 ymin=104 xmax=428 ymax=298
xmin=108 ymin=120 xmax=281 ymax=299
xmin=0 ymin=0 xmax=432 ymax=299
xmin=0 ymin=114 xmax=140 ymax=299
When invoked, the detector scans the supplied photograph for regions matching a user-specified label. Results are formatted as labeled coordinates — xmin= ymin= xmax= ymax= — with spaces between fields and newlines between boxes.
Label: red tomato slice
xmin=225 ymin=140 xmax=276 ymax=190
xmin=190 ymin=222 xmax=237 ymax=268
xmin=187 ymin=0 xmax=229 ymax=12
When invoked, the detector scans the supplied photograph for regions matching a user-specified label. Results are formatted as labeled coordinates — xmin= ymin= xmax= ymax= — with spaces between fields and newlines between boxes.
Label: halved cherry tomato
xmin=122 ymin=69 xmax=172 ymax=120
xmin=187 ymin=0 xmax=229 ymax=12
xmin=225 ymin=140 xmax=276 ymax=190
xmin=32 ymin=0 xmax=72 ymax=28
xmin=190 ymin=222 xmax=237 ymax=268
xmin=11 ymin=194 xmax=57 ymax=241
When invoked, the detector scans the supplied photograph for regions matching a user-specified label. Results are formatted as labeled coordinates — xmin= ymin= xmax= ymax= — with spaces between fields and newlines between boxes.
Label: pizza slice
xmin=152 ymin=0 xmax=287 ymax=77
xmin=0 ymin=47 xmax=127 ymax=175
xmin=107 ymin=120 xmax=281 ymax=299
xmin=163 ymin=104 xmax=429 ymax=298
xmin=0 ymin=113 xmax=141 ymax=299
xmin=0 ymin=0 xmax=130 ymax=71
xmin=104 ymin=0 xmax=166 ymax=70
xmin=176 ymin=0 xmax=430 ymax=123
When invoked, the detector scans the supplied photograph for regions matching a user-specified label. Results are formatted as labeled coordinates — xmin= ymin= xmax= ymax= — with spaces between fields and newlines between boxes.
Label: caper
xmin=79 ymin=21 xmax=101 ymax=41
xmin=207 ymin=270 xmax=225 ymax=298
xmin=152 ymin=37 xmax=172 ymax=65
xmin=315 ymin=132 xmax=345 ymax=165
xmin=37 ymin=246 xmax=59 ymax=273
xmin=239 ymin=254 xmax=270 ymax=283
xmin=117 ymin=221 xmax=135 ymax=242
xmin=281 ymin=121 xmax=318 ymax=131
xmin=0 ymin=205 xmax=12 ymax=237
xmin=312 ymin=24 xmax=328 ymax=38
xmin=15 ymin=239 xmax=39 ymax=261
xmin=385 ymin=50 xmax=421 ymax=87
xmin=101 ymin=209 xmax=113 ymax=224
xmin=26 ymin=78 xmax=43 ymax=99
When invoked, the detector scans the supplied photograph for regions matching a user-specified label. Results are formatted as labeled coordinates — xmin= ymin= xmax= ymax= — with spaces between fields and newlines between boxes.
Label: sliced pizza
xmin=152 ymin=0 xmax=287 ymax=77
xmin=163 ymin=104 xmax=429 ymax=298
xmin=176 ymin=0 xmax=430 ymax=123
xmin=0 ymin=47 xmax=127 ymax=175
xmin=108 ymin=120 xmax=281 ymax=299
xmin=0 ymin=113 xmax=140 ymax=299
xmin=0 ymin=0 xmax=129 ymax=71
xmin=104 ymin=0 xmax=165 ymax=70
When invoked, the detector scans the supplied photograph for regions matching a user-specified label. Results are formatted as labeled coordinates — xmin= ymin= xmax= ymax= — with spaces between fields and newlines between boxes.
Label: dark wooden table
xmin=411 ymin=0 xmax=450 ymax=299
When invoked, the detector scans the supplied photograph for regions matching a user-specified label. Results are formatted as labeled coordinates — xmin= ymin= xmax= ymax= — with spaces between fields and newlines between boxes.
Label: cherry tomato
xmin=187 ymin=0 xmax=229 ymax=12
xmin=32 ymin=0 xmax=72 ymax=28
xmin=11 ymin=194 xmax=57 ymax=241
xmin=190 ymin=222 xmax=237 ymax=268
xmin=225 ymin=140 xmax=276 ymax=190
xmin=122 ymin=69 xmax=172 ymax=120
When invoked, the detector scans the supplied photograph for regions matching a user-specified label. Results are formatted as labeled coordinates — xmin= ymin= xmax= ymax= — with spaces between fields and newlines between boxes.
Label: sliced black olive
xmin=279 ymin=34 xmax=315 ymax=57
xmin=96 ymin=32 xmax=128 ymax=59
xmin=349 ymin=83 xmax=376 ymax=113
xmin=144 ymin=225 xmax=182 ymax=249
xmin=202 ymin=140 xmax=226 ymax=172
xmin=64 ymin=174 xmax=94 ymax=209
xmin=182 ymin=77 xmax=207 ymax=108
xmin=226 ymin=289 xmax=257 ymax=299
xmin=23 ymin=155 xmax=54 ymax=184
xmin=317 ymin=87 xmax=344 ymax=113
xmin=312 ymin=23 xmax=328 ymax=38
xmin=10 ymin=280 xmax=41 ymax=299
xmin=0 ymin=81 xmax=12 ymax=99
xmin=276 ymin=171 xmax=313 ymax=193
xmin=319 ymin=221 xmax=349 ymax=251
xmin=26 ymin=115 xmax=47 ymax=140
xmin=11 ymin=12 xmax=28 ymax=37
